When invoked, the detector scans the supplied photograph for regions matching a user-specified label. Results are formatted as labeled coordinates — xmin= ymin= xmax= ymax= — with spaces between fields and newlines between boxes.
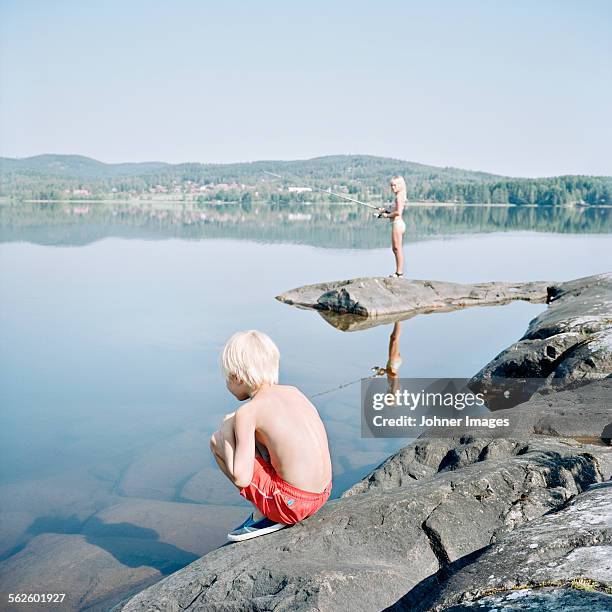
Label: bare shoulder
xmin=280 ymin=384 xmax=311 ymax=401
xmin=284 ymin=385 xmax=319 ymax=412
xmin=235 ymin=399 xmax=257 ymax=419
xmin=281 ymin=384 xmax=302 ymax=394
xmin=262 ymin=383 xmax=301 ymax=397
xmin=250 ymin=385 xmax=312 ymax=409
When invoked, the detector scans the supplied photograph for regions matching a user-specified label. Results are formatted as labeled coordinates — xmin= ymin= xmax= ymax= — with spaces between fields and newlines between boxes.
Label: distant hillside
xmin=1 ymin=154 xmax=610 ymax=206
xmin=0 ymin=153 xmax=502 ymax=181
xmin=0 ymin=154 xmax=172 ymax=178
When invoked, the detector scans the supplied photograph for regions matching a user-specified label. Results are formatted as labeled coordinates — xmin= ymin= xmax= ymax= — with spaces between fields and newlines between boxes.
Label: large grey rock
xmin=391 ymin=481 xmax=612 ymax=610
xmin=471 ymin=273 xmax=612 ymax=408
xmin=119 ymin=441 xmax=609 ymax=611
xmin=276 ymin=277 xmax=550 ymax=321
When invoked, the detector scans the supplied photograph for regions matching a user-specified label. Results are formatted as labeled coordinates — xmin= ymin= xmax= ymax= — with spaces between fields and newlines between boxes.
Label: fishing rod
xmin=262 ymin=170 xmax=383 ymax=212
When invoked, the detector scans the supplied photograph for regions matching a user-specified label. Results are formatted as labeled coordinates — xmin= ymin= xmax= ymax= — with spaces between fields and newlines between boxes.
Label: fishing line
xmin=310 ymin=377 xmax=365 ymax=398
xmin=310 ymin=371 xmax=384 ymax=399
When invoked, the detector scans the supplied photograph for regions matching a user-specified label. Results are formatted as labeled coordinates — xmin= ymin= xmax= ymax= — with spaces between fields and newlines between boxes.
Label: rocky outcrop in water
xmin=276 ymin=277 xmax=550 ymax=319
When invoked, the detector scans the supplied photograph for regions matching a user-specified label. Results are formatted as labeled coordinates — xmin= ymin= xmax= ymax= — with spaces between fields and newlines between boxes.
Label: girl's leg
xmin=391 ymin=227 xmax=404 ymax=275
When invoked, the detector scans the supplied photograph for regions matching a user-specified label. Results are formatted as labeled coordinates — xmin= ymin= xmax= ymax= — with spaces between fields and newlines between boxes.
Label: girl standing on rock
xmin=379 ymin=176 xmax=407 ymax=277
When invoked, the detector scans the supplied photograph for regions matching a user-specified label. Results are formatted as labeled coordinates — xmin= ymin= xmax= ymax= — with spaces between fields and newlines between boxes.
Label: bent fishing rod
xmin=262 ymin=170 xmax=385 ymax=213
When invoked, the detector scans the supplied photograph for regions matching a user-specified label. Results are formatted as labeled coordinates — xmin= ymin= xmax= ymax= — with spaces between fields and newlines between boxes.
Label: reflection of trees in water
xmin=1 ymin=202 xmax=610 ymax=248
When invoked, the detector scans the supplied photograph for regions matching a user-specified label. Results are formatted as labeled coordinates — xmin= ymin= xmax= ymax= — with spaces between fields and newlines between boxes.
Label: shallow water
xmin=0 ymin=204 xmax=610 ymax=607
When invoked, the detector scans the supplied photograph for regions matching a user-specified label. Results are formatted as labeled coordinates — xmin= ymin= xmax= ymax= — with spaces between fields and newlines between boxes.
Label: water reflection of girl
xmin=378 ymin=176 xmax=406 ymax=277
xmin=373 ymin=321 xmax=402 ymax=396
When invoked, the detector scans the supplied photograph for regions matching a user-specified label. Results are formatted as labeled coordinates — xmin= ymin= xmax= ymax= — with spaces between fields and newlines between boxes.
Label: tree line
xmin=1 ymin=154 xmax=610 ymax=205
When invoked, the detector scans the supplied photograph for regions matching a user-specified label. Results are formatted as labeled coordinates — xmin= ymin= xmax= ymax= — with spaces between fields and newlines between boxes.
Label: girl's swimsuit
xmin=239 ymin=454 xmax=332 ymax=525
xmin=392 ymin=217 xmax=406 ymax=234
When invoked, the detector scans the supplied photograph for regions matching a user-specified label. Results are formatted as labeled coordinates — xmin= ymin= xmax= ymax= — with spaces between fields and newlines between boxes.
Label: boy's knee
xmin=210 ymin=431 xmax=220 ymax=453
xmin=220 ymin=416 xmax=235 ymax=437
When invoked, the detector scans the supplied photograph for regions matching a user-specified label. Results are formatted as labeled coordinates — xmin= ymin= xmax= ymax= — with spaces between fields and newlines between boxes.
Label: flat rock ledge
xmin=276 ymin=277 xmax=551 ymax=319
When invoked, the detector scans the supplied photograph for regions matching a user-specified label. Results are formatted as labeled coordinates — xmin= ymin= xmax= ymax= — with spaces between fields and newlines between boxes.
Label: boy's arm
xmin=230 ymin=407 xmax=256 ymax=488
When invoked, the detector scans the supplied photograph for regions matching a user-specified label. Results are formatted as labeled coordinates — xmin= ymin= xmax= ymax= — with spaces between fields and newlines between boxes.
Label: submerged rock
xmin=0 ymin=533 xmax=162 ymax=612
xmin=0 ymin=499 xmax=248 ymax=612
xmin=437 ymin=587 xmax=612 ymax=611
xmin=81 ymin=498 xmax=247 ymax=559
xmin=118 ymin=429 xmax=210 ymax=501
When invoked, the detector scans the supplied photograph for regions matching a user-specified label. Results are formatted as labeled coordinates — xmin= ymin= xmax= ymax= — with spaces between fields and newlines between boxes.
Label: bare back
xmin=243 ymin=385 xmax=332 ymax=493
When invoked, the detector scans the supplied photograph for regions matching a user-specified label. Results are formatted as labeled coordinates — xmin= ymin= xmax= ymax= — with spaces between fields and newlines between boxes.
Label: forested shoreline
xmin=1 ymin=153 xmax=610 ymax=206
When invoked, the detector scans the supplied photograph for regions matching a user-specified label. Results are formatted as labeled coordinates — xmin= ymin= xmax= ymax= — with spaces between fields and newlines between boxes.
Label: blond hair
xmin=391 ymin=175 xmax=407 ymax=202
xmin=221 ymin=330 xmax=280 ymax=391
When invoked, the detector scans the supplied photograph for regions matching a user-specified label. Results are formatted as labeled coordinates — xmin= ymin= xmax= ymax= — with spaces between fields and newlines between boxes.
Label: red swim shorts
xmin=239 ymin=454 xmax=331 ymax=525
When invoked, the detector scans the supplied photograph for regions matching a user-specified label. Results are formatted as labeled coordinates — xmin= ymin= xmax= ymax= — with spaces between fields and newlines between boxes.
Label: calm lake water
xmin=0 ymin=203 xmax=611 ymax=608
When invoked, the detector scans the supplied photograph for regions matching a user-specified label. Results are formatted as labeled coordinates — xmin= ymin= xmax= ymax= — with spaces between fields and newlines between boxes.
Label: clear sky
xmin=1 ymin=0 xmax=610 ymax=177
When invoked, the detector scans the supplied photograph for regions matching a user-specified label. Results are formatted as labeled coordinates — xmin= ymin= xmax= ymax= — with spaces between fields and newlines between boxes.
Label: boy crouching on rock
xmin=210 ymin=330 xmax=332 ymax=541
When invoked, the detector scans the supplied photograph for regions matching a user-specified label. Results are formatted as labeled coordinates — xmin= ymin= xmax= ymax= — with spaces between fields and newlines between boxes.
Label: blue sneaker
xmin=227 ymin=513 xmax=288 ymax=542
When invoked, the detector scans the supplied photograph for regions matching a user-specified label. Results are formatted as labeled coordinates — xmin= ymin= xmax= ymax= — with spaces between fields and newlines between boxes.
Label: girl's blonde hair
xmin=221 ymin=330 xmax=280 ymax=391
xmin=391 ymin=175 xmax=407 ymax=201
